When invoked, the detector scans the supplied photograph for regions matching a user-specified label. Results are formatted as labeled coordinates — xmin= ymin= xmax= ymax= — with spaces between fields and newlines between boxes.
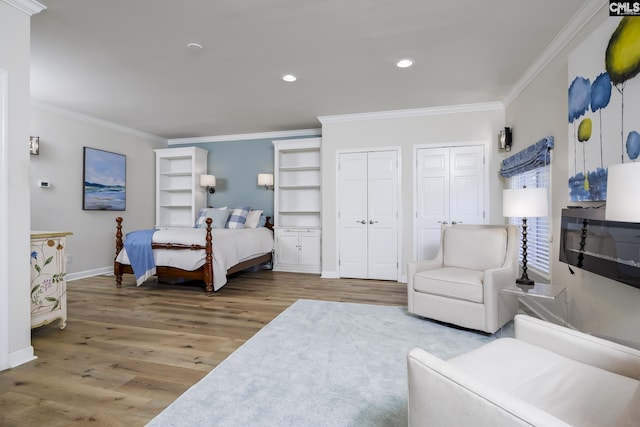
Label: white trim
xmin=66 ymin=266 xmax=114 ymax=282
xmin=320 ymin=270 xmax=338 ymax=279
xmin=9 ymin=345 xmax=36 ymax=368
xmin=169 ymin=128 xmax=322 ymax=145
xmin=412 ymin=141 xmax=490 ymax=260
xmin=2 ymin=0 xmax=45 ymax=15
xmin=0 ymin=70 xmax=8 ymax=371
xmin=503 ymin=0 xmax=607 ymax=106
xmin=31 ymin=100 xmax=167 ymax=144
xmin=318 ymin=102 xmax=504 ymax=125
xmin=335 ymin=146 xmax=402 ymax=281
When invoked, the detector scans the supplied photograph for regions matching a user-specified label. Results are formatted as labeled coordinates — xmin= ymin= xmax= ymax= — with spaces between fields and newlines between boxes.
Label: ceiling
xmin=30 ymin=0 xmax=587 ymax=140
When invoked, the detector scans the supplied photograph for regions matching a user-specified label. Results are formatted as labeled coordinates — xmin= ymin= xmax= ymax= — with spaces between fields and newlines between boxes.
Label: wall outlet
xmin=66 ymin=254 xmax=72 ymax=264
xmin=38 ymin=180 xmax=51 ymax=188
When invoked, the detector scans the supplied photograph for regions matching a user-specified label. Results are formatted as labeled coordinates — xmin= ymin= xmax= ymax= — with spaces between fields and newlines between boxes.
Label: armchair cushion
xmin=448 ymin=338 xmax=640 ymax=427
xmin=414 ymin=267 xmax=484 ymax=303
xmin=443 ymin=227 xmax=507 ymax=270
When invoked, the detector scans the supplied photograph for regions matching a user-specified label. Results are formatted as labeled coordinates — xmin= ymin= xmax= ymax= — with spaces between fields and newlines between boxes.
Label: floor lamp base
xmin=516 ymin=277 xmax=535 ymax=286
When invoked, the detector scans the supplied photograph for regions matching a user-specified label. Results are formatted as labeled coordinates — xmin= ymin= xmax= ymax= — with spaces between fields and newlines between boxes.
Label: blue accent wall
xmin=181 ymin=135 xmax=317 ymax=221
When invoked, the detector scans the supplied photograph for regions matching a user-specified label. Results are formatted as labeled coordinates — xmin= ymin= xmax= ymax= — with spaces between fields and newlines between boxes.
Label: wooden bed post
xmin=204 ymin=218 xmax=214 ymax=296
xmin=115 ymin=217 xmax=124 ymax=288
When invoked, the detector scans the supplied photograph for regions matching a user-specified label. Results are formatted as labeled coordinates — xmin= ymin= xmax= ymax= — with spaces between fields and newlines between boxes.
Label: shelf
xmin=279 ymin=165 xmax=320 ymax=172
xmin=159 ymin=204 xmax=192 ymax=208
xmin=159 ymin=187 xmax=192 ymax=192
xmin=159 ymin=171 xmax=192 ymax=177
xmin=279 ymin=210 xmax=321 ymax=214
xmin=279 ymin=185 xmax=320 ymax=190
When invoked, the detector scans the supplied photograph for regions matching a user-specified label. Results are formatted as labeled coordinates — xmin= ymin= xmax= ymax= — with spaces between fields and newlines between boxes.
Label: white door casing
xmin=414 ymin=144 xmax=486 ymax=261
xmin=338 ymin=149 xmax=399 ymax=280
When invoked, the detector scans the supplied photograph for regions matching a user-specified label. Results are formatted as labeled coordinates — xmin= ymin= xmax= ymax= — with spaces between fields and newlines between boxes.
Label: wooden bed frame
xmin=114 ymin=216 xmax=273 ymax=295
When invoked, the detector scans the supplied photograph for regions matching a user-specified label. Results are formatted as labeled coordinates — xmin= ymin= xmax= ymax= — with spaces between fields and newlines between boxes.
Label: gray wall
xmin=30 ymin=105 xmax=166 ymax=279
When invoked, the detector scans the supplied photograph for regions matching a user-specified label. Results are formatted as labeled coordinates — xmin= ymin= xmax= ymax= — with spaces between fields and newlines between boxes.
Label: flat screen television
xmin=559 ymin=208 xmax=640 ymax=290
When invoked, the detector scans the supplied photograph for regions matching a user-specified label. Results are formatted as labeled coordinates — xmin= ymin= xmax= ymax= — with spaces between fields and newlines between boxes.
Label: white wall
xmin=319 ymin=106 xmax=506 ymax=279
xmin=30 ymin=105 xmax=166 ymax=279
xmin=506 ymin=7 xmax=640 ymax=346
xmin=0 ymin=1 xmax=35 ymax=368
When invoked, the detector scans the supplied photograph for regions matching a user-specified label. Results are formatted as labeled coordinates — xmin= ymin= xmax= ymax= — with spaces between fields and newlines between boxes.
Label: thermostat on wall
xmin=38 ymin=180 xmax=51 ymax=188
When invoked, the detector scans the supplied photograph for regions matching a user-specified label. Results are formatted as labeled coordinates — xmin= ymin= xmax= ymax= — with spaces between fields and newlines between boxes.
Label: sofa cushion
xmin=449 ymin=337 xmax=640 ymax=427
xmin=443 ymin=227 xmax=507 ymax=271
xmin=413 ymin=267 xmax=484 ymax=303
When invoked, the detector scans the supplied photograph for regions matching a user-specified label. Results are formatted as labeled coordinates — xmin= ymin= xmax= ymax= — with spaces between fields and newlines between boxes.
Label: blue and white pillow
xmin=225 ymin=207 xmax=251 ymax=229
xmin=195 ymin=207 xmax=229 ymax=229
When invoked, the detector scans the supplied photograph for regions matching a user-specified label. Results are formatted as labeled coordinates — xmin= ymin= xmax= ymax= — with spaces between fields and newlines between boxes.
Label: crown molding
xmin=2 ymin=0 xmax=46 ymax=15
xmin=503 ymin=0 xmax=607 ymax=106
xmin=168 ymin=128 xmax=322 ymax=145
xmin=318 ymin=102 xmax=504 ymax=125
xmin=31 ymin=100 xmax=167 ymax=144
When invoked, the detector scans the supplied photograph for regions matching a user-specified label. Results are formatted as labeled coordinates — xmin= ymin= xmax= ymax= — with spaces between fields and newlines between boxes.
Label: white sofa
xmin=408 ymin=315 xmax=640 ymax=426
xmin=408 ymin=224 xmax=519 ymax=334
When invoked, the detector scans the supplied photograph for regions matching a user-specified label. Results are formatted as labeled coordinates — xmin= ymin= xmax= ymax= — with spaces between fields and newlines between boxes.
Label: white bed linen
xmin=116 ymin=227 xmax=274 ymax=291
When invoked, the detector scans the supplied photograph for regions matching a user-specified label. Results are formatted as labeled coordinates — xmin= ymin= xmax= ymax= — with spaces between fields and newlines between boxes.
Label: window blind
xmin=507 ymin=165 xmax=551 ymax=277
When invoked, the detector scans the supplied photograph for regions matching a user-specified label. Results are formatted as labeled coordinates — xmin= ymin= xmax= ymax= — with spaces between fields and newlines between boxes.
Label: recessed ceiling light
xmin=396 ymin=58 xmax=414 ymax=68
xmin=186 ymin=42 xmax=204 ymax=52
xmin=282 ymin=74 xmax=297 ymax=82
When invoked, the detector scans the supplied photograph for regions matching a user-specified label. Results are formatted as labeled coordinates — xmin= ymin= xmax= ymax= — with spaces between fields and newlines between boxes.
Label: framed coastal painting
xmin=83 ymin=147 xmax=126 ymax=210
xmin=568 ymin=17 xmax=640 ymax=201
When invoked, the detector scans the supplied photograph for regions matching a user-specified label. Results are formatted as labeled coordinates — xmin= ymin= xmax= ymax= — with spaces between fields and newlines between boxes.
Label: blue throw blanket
xmin=124 ymin=229 xmax=157 ymax=286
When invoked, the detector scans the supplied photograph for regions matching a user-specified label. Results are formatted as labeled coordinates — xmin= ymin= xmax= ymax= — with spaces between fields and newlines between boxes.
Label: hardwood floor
xmin=0 ymin=270 xmax=407 ymax=426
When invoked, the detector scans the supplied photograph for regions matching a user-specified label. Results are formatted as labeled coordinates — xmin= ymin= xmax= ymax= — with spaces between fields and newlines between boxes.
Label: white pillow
xmin=245 ymin=210 xmax=263 ymax=228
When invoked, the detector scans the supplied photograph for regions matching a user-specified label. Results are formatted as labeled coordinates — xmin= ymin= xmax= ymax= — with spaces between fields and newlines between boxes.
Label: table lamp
xmin=503 ymin=187 xmax=548 ymax=286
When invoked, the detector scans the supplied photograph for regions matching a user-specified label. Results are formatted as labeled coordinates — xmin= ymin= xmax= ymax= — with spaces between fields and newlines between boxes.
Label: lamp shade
xmin=606 ymin=162 xmax=640 ymax=222
xmin=200 ymin=174 xmax=216 ymax=187
xmin=503 ymin=187 xmax=548 ymax=218
xmin=257 ymin=173 xmax=274 ymax=187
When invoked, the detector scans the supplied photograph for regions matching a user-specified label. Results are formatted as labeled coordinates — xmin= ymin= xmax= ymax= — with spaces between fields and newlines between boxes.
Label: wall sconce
xmin=258 ymin=173 xmax=274 ymax=190
xmin=200 ymin=174 xmax=216 ymax=194
xmin=29 ymin=136 xmax=40 ymax=155
xmin=499 ymin=127 xmax=512 ymax=152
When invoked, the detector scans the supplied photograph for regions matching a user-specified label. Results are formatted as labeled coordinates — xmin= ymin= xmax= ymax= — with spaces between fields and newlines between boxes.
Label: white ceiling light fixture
xmin=186 ymin=42 xmax=204 ymax=52
xmin=396 ymin=58 xmax=414 ymax=68
xmin=282 ymin=74 xmax=297 ymax=82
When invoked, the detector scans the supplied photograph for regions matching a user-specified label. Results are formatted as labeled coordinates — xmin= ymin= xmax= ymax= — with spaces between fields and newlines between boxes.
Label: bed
xmin=114 ymin=215 xmax=274 ymax=295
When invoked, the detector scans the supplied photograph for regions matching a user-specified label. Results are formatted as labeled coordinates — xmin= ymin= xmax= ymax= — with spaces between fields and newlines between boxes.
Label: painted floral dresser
xmin=30 ymin=231 xmax=72 ymax=329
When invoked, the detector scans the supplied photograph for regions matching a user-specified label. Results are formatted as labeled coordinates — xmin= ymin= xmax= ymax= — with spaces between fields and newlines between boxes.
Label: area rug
xmin=148 ymin=299 xmax=503 ymax=427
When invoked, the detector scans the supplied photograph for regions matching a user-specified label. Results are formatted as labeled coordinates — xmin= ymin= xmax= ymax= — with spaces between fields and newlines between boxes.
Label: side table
xmin=500 ymin=283 xmax=568 ymax=333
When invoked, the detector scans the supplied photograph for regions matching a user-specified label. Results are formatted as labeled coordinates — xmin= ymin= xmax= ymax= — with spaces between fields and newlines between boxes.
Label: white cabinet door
xmin=277 ymin=230 xmax=300 ymax=266
xmin=416 ymin=145 xmax=485 ymax=260
xmin=338 ymin=150 xmax=399 ymax=280
xmin=299 ymin=231 xmax=321 ymax=267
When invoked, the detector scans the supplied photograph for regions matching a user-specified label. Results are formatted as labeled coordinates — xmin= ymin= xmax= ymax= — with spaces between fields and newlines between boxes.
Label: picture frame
xmin=83 ymin=147 xmax=126 ymax=211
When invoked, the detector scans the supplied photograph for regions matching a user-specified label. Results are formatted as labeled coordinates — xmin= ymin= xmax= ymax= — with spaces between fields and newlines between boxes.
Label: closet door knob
xmin=369 ymin=220 xmax=379 ymax=224
xmin=357 ymin=220 xmax=366 ymax=224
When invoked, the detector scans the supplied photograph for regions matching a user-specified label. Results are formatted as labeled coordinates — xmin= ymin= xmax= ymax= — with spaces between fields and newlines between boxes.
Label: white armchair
xmin=408 ymin=224 xmax=519 ymax=334
xmin=407 ymin=315 xmax=640 ymax=427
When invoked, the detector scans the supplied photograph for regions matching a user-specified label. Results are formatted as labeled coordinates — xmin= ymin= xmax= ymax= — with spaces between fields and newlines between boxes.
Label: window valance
xmin=499 ymin=136 xmax=554 ymax=178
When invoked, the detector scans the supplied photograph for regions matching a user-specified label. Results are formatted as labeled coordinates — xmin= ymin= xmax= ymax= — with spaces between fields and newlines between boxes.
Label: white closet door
xmin=338 ymin=150 xmax=398 ymax=280
xmin=338 ymin=152 xmax=368 ymax=278
xmin=416 ymin=147 xmax=450 ymax=260
xmin=367 ymin=151 xmax=398 ymax=280
xmin=449 ymin=146 xmax=485 ymax=225
xmin=416 ymin=145 xmax=485 ymax=260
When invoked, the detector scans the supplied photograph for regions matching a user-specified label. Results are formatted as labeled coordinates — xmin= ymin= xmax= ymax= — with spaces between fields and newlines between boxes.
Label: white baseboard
xmin=67 ymin=266 xmax=113 ymax=282
xmin=321 ymin=270 xmax=338 ymax=279
xmin=10 ymin=345 xmax=36 ymax=368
